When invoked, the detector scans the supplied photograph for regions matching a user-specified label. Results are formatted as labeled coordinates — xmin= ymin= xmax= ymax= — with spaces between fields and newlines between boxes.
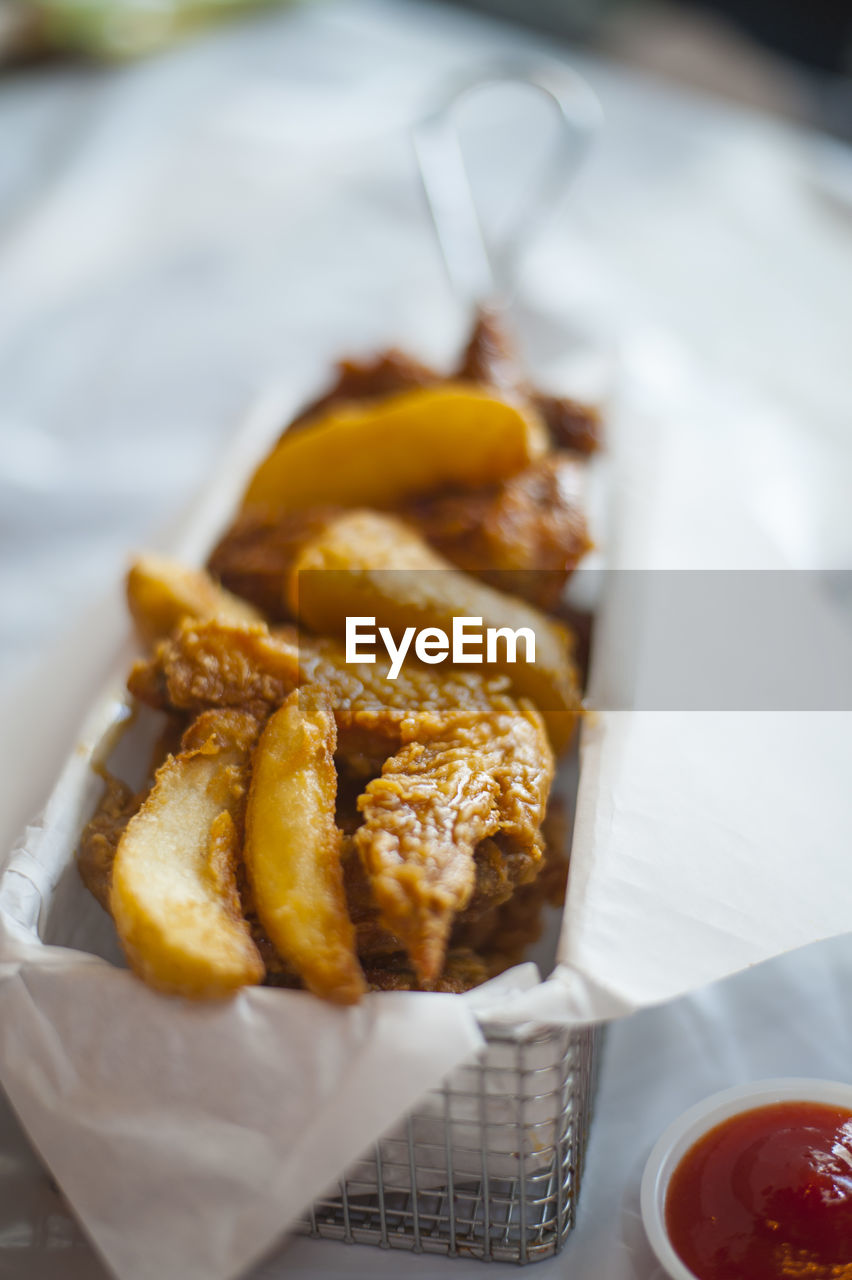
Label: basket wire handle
xmin=413 ymin=61 xmax=603 ymax=306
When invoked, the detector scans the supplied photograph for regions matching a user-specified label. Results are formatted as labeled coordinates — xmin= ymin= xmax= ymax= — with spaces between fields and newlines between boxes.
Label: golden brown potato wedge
xmin=127 ymin=553 xmax=263 ymax=646
xmin=244 ymin=686 xmax=366 ymax=1004
xmin=289 ymin=510 xmax=581 ymax=752
xmin=110 ymin=710 xmax=264 ymax=999
xmin=240 ymin=384 xmax=548 ymax=516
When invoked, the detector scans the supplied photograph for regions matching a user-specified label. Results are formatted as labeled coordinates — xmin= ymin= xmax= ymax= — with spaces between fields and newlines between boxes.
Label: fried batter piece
xmin=129 ymin=618 xmax=518 ymax=764
xmin=364 ymin=948 xmax=490 ymax=994
xmin=278 ymin=308 xmax=601 ymax=457
xmin=457 ymin=308 xmax=602 ymax=454
xmin=356 ymin=696 xmax=553 ymax=986
xmin=534 ymin=394 xmax=603 ymax=456
xmin=210 ymin=457 xmax=590 ymax=618
xmin=406 ymin=454 xmax=591 ymax=612
xmin=127 ymin=619 xmax=301 ymax=722
xmin=207 ymin=509 xmax=338 ymax=618
xmin=289 ymin=350 xmax=440 ymax=431
xmin=110 ymin=709 xmax=265 ymax=999
xmin=78 ymin=774 xmax=143 ymax=912
xmin=127 ymin=618 xmax=555 ymax=983
xmin=457 ymin=305 xmax=522 ymax=393
xmin=244 ymin=687 xmax=365 ymax=1004
xmin=454 ymin=796 xmax=572 ymax=974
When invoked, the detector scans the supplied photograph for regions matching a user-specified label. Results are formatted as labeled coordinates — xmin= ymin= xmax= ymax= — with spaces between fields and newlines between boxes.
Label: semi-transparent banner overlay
xmin=293 ymin=570 xmax=852 ymax=710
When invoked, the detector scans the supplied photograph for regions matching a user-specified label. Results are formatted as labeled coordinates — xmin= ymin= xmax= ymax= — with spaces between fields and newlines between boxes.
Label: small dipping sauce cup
xmin=641 ymin=1078 xmax=852 ymax=1280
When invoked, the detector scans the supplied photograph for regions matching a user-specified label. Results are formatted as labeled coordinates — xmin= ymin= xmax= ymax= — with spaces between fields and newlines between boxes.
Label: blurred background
xmin=1 ymin=0 xmax=850 ymax=135
xmin=0 ymin=0 xmax=851 ymax=816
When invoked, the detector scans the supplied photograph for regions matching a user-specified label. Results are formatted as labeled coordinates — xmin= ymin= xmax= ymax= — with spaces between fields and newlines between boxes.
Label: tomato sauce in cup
xmin=665 ymin=1100 xmax=852 ymax=1279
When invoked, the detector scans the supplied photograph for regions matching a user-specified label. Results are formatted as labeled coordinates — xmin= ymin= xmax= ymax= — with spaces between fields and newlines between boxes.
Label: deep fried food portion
xmin=534 ymin=394 xmax=602 ymax=455
xmin=126 ymin=617 xmax=556 ymax=984
xmin=343 ymin=830 xmax=540 ymax=961
xmin=127 ymin=554 xmax=263 ymax=645
xmin=454 ymin=795 xmax=572 ymax=973
xmin=457 ymin=305 xmax=522 ymax=393
xmin=129 ymin=618 xmax=517 ymax=764
xmin=240 ymin=385 xmax=548 ymax=517
xmin=459 ymin=835 xmax=541 ymax=921
xmin=458 ymin=308 xmax=602 ymax=454
xmin=78 ymin=774 xmax=143 ymax=912
xmin=364 ymin=948 xmax=490 ymax=994
xmin=356 ymin=696 xmax=553 ymax=986
xmin=244 ymin=687 xmax=365 ymax=1004
xmin=207 ymin=508 xmax=337 ymax=619
xmin=289 ymin=509 xmax=582 ymax=751
xmin=289 ymin=350 xmax=440 ymax=431
xmin=406 ymin=454 xmax=591 ymax=611
xmin=209 ymin=458 xmax=589 ymax=618
xmin=127 ymin=619 xmax=301 ymax=721
xmin=110 ymin=709 xmax=264 ymax=999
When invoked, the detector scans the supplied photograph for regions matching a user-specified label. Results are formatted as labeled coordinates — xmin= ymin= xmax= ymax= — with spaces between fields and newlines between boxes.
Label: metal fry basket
xmin=301 ymin=1021 xmax=602 ymax=1263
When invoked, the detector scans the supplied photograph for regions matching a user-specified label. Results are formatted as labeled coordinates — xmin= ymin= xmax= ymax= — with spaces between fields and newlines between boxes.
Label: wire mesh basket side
xmin=303 ymin=1021 xmax=602 ymax=1263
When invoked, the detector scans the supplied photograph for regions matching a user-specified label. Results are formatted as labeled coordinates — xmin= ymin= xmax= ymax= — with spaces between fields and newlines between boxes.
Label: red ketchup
xmin=665 ymin=1101 xmax=852 ymax=1279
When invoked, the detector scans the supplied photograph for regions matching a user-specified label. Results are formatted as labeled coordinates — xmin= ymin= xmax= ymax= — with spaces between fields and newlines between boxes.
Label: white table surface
xmin=1 ymin=1 xmax=851 ymax=1277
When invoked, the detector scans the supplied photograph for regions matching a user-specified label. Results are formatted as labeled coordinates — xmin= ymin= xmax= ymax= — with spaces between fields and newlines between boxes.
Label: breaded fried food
xmin=457 ymin=308 xmax=602 ymax=454
xmin=289 ymin=350 xmax=440 ymax=431
xmin=126 ymin=617 xmax=556 ymax=983
xmin=128 ymin=619 xmax=301 ymax=722
xmin=405 ymin=454 xmax=591 ymax=611
xmin=454 ymin=796 xmax=572 ymax=974
xmin=208 ymin=509 xmax=338 ymax=618
xmin=364 ymin=948 xmax=490 ymax=994
xmin=110 ymin=709 xmax=264 ymax=999
xmin=127 ymin=553 xmax=263 ymax=645
xmin=241 ymin=384 xmax=548 ymax=517
xmin=356 ymin=696 xmax=553 ymax=986
xmin=244 ymin=687 xmax=365 ymax=1004
xmin=78 ymin=774 xmax=143 ymax=912
xmin=129 ymin=618 xmax=518 ymax=764
xmin=288 ymin=509 xmax=581 ymax=751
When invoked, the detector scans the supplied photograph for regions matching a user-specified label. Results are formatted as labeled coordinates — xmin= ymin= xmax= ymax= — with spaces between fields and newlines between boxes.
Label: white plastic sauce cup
xmin=640 ymin=1076 xmax=852 ymax=1280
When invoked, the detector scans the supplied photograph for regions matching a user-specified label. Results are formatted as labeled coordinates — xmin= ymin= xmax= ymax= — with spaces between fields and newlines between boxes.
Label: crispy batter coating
xmin=534 ymin=394 xmax=602 ymax=456
xmin=364 ymin=948 xmax=490 ymax=994
xmin=454 ymin=796 xmax=572 ymax=974
xmin=210 ymin=457 xmax=589 ymax=617
xmin=129 ymin=618 xmax=518 ymax=762
xmin=289 ymin=350 xmax=440 ymax=431
xmin=128 ymin=620 xmax=301 ymax=722
xmin=78 ymin=774 xmax=143 ymax=912
xmin=458 ymin=308 xmax=602 ymax=454
xmin=127 ymin=619 xmax=555 ymax=984
xmin=208 ymin=509 xmax=338 ymax=619
xmin=406 ymin=454 xmax=591 ymax=611
xmin=457 ymin=305 xmax=522 ymax=393
xmin=356 ymin=697 xmax=553 ymax=986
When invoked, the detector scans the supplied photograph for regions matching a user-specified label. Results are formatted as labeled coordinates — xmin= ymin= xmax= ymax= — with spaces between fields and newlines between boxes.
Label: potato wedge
xmin=127 ymin=553 xmax=263 ymax=646
xmin=244 ymin=687 xmax=365 ymax=1004
xmin=110 ymin=710 xmax=264 ymax=999
xmin=240 ymin=384 xmax=548 ymax=516
xmin=289 ymin=510 xmax=581 ymax=752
